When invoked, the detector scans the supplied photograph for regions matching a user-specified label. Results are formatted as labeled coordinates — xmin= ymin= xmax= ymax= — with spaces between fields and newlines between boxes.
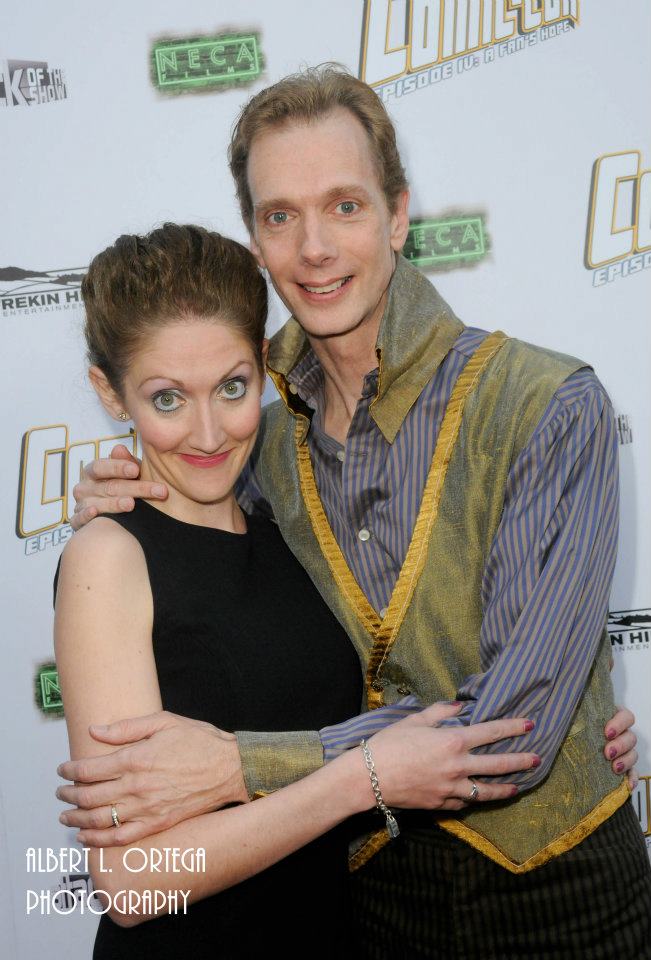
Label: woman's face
xmin=118 ymin=318 xmax=264 ymax=516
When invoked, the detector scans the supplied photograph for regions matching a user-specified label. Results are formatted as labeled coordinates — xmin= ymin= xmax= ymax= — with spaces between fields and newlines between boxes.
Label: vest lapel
xmin=295 ymin=331 xmax=509 ymax=708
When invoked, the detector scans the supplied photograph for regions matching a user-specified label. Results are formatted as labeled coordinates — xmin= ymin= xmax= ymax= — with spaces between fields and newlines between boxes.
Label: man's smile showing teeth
xmin=300 ymin=276 xmax=352 ymax=294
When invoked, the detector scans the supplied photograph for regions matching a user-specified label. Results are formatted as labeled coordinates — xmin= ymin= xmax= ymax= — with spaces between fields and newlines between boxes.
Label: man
xmin=61 ymin=67 xmax=646 ymax=956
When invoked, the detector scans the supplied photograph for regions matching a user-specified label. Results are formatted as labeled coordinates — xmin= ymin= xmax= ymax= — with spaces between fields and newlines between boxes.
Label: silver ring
xmin=468 ymin=780 xmax=479 ymax=802
xmin=110 ymin=804 xmax=120 ymax=828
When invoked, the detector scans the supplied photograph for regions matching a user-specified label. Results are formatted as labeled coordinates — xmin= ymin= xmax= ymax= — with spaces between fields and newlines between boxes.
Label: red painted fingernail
xmin=608 ymin=746 xmax=617 ymax=759
xmin=531 ymin=755 xmax=541 ymax=768
xmin=615 ymin=761 xmax=625 ymax=773
xmin=524 ymin=720 xmax=535 ymax=732
xmin=606 ymin=728 xmax=617 ymax=740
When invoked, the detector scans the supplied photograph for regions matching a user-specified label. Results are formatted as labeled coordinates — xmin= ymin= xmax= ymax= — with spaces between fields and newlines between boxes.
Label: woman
xmin=54 ymin=224 xmax=535 ymax=958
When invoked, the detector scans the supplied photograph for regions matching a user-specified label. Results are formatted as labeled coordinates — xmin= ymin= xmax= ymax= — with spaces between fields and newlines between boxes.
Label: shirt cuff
xmin=320 ymin=695 xmax=422 ymax=761
xmin=234 ymin=729 xmax=324 ymax=798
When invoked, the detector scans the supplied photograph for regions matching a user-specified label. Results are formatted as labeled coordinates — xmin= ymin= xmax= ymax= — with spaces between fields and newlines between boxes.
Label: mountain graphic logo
xmin=0 ymin=266 xmax=85 ymax=298
xmin=608 ymin=610 xmax=651 ymax=630
xmin=607 ymin=609 xmax=651 ymax=652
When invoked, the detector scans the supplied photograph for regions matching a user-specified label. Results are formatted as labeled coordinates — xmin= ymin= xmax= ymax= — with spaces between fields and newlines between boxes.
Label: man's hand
xmin=70 ymin=444 xmax=168 ymax=531
xmin=604 ymin=706 xmax=638 ymax=790
xmin=56 ymin=711 xmax=249 ymax=846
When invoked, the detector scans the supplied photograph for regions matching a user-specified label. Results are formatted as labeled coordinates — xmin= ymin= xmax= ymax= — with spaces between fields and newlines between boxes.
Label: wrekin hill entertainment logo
xmin=0 ymin=59 xmax=67 ymax=107
xmin=1 ymin=266 xmax=85 ymax=316
xmin=607 ymin=609 xmax=650 ymax=654
xmin=359 ymin=0 xmax=579 ymax=101
xmin=151 ymin=31 xmax=263 ymax=94
xmin=587 ymin=152 xmax=651 ymax=286
xmin=17 ymin=425 xmax=139 ymax=555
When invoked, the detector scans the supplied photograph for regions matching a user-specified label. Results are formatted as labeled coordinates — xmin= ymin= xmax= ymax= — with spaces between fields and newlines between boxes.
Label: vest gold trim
xmin=256 ymin=278 xmax=621 ymax=869
xmin=350 ymin=780 xmax=630 ymax=874
xmin=296 ymin=331 xmax=509 ymax=710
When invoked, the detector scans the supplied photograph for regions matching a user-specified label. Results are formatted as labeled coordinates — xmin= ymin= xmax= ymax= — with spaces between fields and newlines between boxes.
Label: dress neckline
xmin=136 ymin=497 xmax=252 ymax=537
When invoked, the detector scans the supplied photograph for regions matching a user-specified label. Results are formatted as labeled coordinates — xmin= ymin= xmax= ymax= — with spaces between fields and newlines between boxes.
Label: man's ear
xmin=390 ymin=189 xmax=411 ymax=252
xmin=250 ymin=232 xmax=267 ymax=271
xmin=88 ymin=366 xmax=126 ymax=421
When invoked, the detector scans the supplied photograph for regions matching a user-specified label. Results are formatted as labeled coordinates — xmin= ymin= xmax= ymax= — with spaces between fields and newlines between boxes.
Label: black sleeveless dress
xmin=67 ymin=499 xmax=362 ymax=959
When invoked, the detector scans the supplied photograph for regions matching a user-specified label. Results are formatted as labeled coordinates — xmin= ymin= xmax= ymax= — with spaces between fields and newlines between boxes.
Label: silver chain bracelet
xmin=360 ymin=738 xmax=400 ymax=839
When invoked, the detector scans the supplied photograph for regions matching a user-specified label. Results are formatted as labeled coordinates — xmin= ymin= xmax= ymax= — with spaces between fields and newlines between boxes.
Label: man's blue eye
xmin=270 ymin=212 xmax=288 ymax=224
xmin=337 ymin=202 xmax=357 ymax=214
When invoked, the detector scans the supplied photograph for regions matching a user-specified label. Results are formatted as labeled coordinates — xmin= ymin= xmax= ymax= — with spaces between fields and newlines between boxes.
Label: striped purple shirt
xmin=238 ymin=327 xmax=618 ymax=789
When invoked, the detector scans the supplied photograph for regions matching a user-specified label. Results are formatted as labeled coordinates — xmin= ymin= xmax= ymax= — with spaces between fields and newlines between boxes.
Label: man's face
xmin=247 ymin=107 xmax=409 ymax=343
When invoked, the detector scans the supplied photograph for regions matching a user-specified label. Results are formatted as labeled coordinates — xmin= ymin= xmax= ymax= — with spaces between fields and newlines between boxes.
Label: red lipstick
xmin=179 ymin=451 xmax=232 ymax=468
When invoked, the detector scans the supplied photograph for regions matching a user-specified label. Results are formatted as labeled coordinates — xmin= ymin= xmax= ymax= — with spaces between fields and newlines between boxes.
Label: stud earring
xmin=118 ymin=412 xmax=129 ymax=421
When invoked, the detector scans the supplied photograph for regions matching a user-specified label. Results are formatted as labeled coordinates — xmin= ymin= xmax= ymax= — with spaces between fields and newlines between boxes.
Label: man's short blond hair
xmin=228 ymin=64 xmax=408 ymax=233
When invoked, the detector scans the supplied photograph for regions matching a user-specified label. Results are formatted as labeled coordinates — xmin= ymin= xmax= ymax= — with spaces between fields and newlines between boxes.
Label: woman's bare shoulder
xmin=57 ymin=517 xmax=148 ymax=596
xmin=55 ymin=519 xmax=154 ymax=674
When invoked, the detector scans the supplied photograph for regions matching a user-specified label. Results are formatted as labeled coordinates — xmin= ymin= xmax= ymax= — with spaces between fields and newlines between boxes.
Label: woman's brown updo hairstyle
xmin=83 ymin=223 xmax=268 ymax=395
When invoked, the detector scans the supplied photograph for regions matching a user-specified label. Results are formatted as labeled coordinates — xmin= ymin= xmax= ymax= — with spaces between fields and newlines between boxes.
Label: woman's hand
xmin=604 ymin=706 xmax=638 ymax=789
xmin=364 ymin=703 xmax=539 ymax=811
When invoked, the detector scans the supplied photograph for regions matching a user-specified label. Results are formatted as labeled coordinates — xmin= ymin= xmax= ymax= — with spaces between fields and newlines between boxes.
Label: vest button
xmin=397 ymin=685 xmax=411 ymax=696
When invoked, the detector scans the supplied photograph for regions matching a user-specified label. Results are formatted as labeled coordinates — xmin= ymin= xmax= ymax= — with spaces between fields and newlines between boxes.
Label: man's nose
xmin=299 ymin=212 xmax=337 ymax=265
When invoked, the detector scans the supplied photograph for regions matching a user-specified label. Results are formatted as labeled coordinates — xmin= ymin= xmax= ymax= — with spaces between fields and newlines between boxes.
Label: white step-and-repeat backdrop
xmin=2 ymin=2 xmax=649 ymax=956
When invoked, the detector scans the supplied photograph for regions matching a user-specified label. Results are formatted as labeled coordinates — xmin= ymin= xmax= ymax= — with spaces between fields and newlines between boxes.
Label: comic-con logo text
xmin=17 ymin=425 xmax=139 ymax=553
xmin=587 ymin=152 xmax=651 ymax=286
xmin=360 ymin=0 xmax=579 ymax=90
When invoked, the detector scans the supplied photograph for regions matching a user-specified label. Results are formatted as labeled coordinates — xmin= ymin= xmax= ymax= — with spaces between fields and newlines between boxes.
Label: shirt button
xmin=336 ymin=450 xmax=345 ymax=462
xmin=288 ymin=383 xmax=299 ymax=395
xmin=379 ymin=607 xmax=388 ymax=619
xmin=358 ymin=528 xmax=371 ymax=542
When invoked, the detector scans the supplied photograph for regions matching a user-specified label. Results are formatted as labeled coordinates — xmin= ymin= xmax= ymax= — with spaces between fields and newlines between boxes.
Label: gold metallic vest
xmin=255 ymin=262 xmax=627 ymax=873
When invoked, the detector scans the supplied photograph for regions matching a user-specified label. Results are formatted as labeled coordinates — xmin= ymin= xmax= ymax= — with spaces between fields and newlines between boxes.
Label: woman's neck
xmin=140 ymin=460 xmax=247 ymax=533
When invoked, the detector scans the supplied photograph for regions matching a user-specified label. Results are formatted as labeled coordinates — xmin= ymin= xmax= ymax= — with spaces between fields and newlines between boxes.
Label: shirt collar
xmin=266 ymin=256 xmax=464 ymax=443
